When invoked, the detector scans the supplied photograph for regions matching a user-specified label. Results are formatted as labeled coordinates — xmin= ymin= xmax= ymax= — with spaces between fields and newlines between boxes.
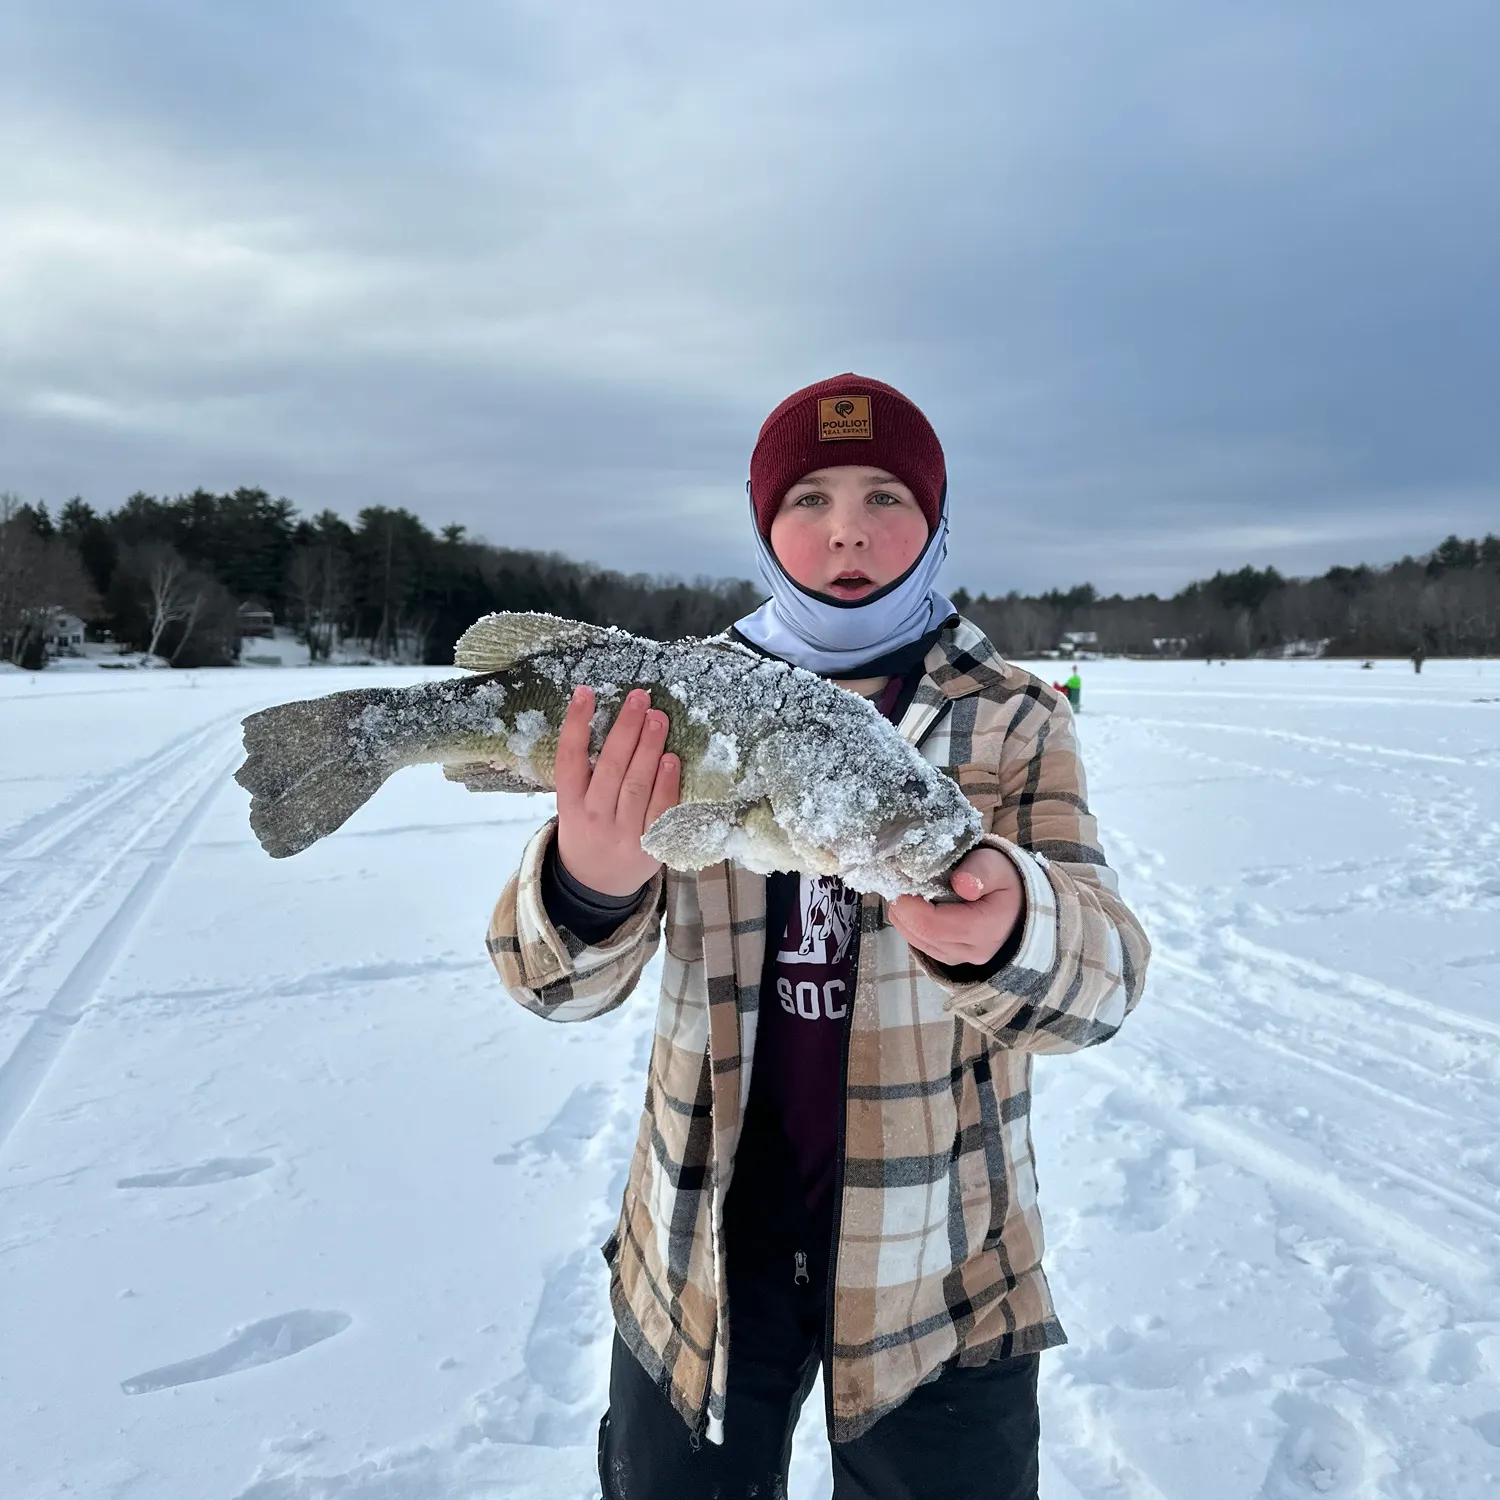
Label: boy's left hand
xmin=888 ymin=848 xmax=1025 ymax=970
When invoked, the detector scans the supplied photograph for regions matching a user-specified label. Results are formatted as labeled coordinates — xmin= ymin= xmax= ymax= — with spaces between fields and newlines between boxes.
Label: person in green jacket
xmin=1064 ymin=666 xmax=1081 ymax=712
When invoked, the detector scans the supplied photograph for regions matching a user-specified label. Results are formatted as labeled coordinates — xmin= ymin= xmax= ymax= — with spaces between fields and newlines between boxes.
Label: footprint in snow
xmin=1447 ymin=950 xmax=1500 ymax=970
xmin=121 ymin=1310 xmax=351 ymax=1395
xmin=493 ymin=1082 xmax=620 ymax=1170
xmin=463 ymin=1247 xmax=608 ymax=1447
xmin=1425 ymin=1328 xmax=1481 ymax=1386
xmin=1112 ymin=1138 xmax=1200 ymax=1234
xmin=1259 ymin=1394 xmax=1366 ymax=1497
xmin=117 ymin=1157 xmax=273 ymax=1189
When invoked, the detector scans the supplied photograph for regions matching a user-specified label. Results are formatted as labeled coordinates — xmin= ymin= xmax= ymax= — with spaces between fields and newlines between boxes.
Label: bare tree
xmin=168 ymin=584 xmax=206 ymax=664
xmin=139 ymin=544 xmax=201 ymax=658
xmin=288 ymin=544 xmax=350 ymax=661
xmin=401 ymin=606 xmax=437 ymax=664
xmin=0 ymin=494 xmax=100 ymax=666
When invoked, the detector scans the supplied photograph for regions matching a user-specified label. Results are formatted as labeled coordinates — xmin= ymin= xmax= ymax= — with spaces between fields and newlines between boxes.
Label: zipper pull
xmin=794 ymin=1249 xmax=810 ymax=1285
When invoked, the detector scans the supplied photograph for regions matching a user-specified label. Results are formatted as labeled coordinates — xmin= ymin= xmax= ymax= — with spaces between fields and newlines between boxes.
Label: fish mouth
xmin=825 ymin=571 xmax=876 ymax=598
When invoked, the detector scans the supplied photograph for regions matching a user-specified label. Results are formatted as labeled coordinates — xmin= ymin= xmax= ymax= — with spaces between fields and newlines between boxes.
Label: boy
xmin=487 ymin=375 xmax=1150 ymax=1499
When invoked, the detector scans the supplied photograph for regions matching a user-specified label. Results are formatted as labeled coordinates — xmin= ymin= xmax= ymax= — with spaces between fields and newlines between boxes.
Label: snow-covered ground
xmin=2 ymin=657 xmax=1497 ymax=1499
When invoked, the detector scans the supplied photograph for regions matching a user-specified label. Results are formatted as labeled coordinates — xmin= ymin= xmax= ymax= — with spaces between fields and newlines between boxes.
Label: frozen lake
xmin=2 ymin=656 xmax=1498 ymax=1498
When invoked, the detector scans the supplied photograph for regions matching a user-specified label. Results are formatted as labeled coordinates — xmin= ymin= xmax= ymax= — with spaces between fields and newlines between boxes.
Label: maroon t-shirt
xmin=754 ymin=872 xmax=862 ymax=1208
xmin=744 ymin=674 xmax=907 ymax=1213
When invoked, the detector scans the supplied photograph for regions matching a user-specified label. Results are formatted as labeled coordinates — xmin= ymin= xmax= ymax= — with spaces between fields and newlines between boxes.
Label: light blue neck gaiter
xmin=732 ymin=494 xmax=955 ymax=677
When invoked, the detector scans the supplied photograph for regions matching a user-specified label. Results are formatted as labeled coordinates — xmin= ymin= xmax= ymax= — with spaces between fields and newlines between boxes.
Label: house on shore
xmin=238 ymin=601 xmax=276 ymax=638
xmin=46 ymin=609 xmax=86 ymax=656
xmin=1059 ymin=629 xmax=1098 ymax=655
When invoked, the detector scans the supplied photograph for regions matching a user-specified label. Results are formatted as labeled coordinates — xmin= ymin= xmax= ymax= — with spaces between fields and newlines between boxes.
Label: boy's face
xmin=769 ymin=466 xmax=930 ymax=601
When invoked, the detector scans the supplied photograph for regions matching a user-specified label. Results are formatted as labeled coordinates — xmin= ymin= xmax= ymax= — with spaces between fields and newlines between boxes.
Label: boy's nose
xmin=829 ymin=527 xmax=868 ymax=550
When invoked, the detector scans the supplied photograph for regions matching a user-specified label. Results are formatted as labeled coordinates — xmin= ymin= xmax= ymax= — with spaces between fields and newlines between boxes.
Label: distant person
xmin=486 ymin=374 xmax=1149 ymax=1499
xmin=1065 ymin=665 xmax=1082 ymax=712
xmin=1412 ymin=644 xmax=1426 ymax=674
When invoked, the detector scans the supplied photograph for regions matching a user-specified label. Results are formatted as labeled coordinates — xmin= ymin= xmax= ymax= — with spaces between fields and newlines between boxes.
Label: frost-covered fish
xmin=235 ymin=612 xmax=982 ymax=899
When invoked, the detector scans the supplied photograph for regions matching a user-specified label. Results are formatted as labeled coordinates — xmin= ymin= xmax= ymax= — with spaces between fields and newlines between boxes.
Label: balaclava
xmin=733 ymin=373 xmax=955 ymax=677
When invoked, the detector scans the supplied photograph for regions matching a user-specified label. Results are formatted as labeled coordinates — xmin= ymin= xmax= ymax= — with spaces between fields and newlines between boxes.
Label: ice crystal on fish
xmin=506 ymin=709 xmax=548 ymax=759
xmin=701 ymin=732 xmax=740 ymax=778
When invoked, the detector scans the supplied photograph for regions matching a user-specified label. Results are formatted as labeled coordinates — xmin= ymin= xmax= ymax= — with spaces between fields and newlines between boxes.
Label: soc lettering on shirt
xmin=774 ymin=875 xmax=859 ymax=1022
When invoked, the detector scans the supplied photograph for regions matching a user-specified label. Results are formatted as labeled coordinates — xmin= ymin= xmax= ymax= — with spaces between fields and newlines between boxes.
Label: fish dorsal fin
xmin=453 ymin=612 xmax=602 ymax=673
xmin=699 ymin=633 xmax=760 ymax=659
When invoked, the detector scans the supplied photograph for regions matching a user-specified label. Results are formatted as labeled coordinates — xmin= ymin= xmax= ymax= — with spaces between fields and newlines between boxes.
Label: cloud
xmin=2 ymin=0 xmax=1496 ymax=594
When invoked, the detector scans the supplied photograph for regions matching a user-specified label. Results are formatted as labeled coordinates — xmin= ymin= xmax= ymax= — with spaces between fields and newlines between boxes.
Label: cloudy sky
xmin=2 ymin=1 xmax=1496 ymax=596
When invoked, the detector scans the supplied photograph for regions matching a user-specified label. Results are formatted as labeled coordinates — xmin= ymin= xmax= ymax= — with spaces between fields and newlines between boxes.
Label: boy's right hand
xmin=554 ymin=685 xmax=680 ymax=897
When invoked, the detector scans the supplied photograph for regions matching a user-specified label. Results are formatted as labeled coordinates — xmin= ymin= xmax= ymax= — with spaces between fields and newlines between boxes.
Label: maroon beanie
xmin=748 ymin=373 xmax=946 ymax=538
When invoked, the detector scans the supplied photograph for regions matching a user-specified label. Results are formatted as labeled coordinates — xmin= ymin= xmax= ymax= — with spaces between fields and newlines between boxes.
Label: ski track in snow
xmin=2 ymin=660 xmax=1498 ymax=1498
xmin=0 ymin=714 xmax=244 ymax=1151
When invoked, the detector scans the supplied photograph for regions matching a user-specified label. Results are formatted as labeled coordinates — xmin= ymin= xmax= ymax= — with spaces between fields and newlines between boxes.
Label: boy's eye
xmin=793 ymin=492 xmax=826 ymax=507
xmin=868 ymin=491 xmax=902 ymax=507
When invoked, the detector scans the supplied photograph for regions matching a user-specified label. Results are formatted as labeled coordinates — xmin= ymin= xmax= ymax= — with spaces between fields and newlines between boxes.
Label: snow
xmin=239 ymin=632 xmax=313 ymax=670
xmin=1 ymin=656 xmax=1498 ymax=1499
xmin=41 ymin=644 xmax=172 ymax=671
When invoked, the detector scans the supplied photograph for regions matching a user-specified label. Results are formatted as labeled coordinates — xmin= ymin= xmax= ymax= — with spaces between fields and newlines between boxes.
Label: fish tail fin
xmin=236 ymin=690 xmax=397 ymax=857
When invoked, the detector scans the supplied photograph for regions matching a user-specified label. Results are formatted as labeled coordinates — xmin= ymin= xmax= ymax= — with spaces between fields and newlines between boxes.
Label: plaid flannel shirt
xmin=485 ymin=618 xmax=1150 ymax=1443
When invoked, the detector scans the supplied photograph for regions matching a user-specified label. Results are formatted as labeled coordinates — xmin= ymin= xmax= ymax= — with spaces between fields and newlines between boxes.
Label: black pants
xmin=597 ymin=1250 xmax=1040 ymax=1500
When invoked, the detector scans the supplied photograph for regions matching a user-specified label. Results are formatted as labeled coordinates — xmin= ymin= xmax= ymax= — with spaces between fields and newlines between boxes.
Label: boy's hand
xmin=887 ymin=848 xmax=1024 ymax=970
xmin=555 ymin=686 xmax=680 ymax=897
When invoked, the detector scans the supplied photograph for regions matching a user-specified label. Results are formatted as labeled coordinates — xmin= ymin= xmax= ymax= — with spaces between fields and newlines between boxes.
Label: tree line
xmin=955 ymin=534 xmax=1500 ymax=660
xmin=0 ymin=489 xmax=762 ymax=669
xmin=1 ymin=486 xmax=1496 ymax=667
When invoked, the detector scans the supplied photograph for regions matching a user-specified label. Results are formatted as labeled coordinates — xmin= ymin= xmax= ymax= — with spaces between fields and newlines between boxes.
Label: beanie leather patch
xmin=818 ymin=395 xmax=873 ymax=441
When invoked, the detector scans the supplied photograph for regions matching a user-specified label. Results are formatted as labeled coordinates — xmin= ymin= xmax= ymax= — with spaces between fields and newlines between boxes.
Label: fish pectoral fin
xmin=454 ymin=612 xmax=605 ymax=673
xmin=641 ymin=799 xmax=757 ymax=872
xmin=442 ymin=760 xmax=550 ymax=795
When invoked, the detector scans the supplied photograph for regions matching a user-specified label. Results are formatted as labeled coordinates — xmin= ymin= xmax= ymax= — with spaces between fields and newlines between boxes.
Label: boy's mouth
xmin=826 ymin=570 xmax=875 ymax=598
